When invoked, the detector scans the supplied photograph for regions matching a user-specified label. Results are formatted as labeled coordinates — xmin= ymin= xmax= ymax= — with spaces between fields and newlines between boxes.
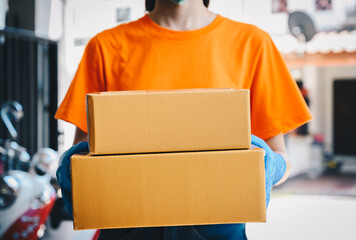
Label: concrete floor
xmin=44 ymin=194 xmax=356 ymax=240
xmin=246 ymin=194 xmax=356 ymax=240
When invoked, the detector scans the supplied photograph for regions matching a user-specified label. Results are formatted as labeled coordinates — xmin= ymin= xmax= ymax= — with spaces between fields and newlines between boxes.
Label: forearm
xmin=274 ymin=151 xmax=291 ymax=185
xmin=73 ymin=127 xmax=88 ymax=145
xmin=265 ymin=134 xmax=290 ymax=185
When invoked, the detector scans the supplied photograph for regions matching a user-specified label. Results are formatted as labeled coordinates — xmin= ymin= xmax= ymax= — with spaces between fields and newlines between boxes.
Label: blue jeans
xmin=98 ymin=224 xmax=247 ymax=240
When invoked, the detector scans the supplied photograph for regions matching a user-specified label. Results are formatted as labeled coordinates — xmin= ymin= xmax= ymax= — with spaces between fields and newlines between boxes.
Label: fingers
xmin=56 ymin=142 xmax=89 ymax=218
xmin=251 ymin=135 xmax=273 ymax=155
xmin=252 ymin=135 xmax=277 ymax=208
xmin=251 ymin=135 xmax=263 ymax=148
xmin=56 ymin=141 xmax=89 ymax=192
xmin=61 ymin=189 xmax=73 ymax=217
xmin=57 ymin=149 xmax=72 ymax=192
xmin=57 ymin=164 xmax=72 ymax=192
xmin=265 ymin=174 xmax=274 ymax=208
xmin=251 ymin=135 xmax=275 ymax=173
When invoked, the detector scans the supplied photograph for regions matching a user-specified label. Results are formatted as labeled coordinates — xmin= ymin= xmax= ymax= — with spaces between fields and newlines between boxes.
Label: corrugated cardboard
xmin=87 ymin=89 xmax=251 ymax=155
xmin=71 ymin=148 xmax=266 ymax=230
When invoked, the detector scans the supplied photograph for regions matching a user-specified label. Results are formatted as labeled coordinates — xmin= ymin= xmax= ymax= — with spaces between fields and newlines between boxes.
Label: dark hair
xmin=145 ymin=0 xmax=210 ymax=12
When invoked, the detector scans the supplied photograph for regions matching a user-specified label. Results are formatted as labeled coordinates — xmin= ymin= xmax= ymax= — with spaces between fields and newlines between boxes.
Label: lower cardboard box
xmin=71 ymin=148 xmax=266 ymax=230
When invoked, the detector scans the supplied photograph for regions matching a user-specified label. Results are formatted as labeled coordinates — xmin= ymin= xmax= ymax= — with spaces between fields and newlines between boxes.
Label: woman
xmin=56 ymin=0 xmax=312 ymax=239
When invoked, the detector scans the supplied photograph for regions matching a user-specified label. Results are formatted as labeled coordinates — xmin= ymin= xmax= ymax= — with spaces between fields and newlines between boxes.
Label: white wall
xmin=210 ymin=0 xmax=355 ymax=35
xmin=63 ymin=0 xmax=145 ymax=77
xmin=35 ymin=0 xmax=63 ymax=39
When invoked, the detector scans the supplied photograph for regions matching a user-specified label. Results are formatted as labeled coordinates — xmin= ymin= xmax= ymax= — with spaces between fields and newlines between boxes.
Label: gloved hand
xmin=56 ymin=141 xmax=89 ymax=215
xmin=251 ymin=135 xmax=286 ymax=208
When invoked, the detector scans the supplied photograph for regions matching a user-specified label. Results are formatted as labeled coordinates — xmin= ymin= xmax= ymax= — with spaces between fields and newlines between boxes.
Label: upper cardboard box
xmin=71 ymin=148 xmax=266 ymax=230
xmin=87 ymin=89 xmax=251 ymax=155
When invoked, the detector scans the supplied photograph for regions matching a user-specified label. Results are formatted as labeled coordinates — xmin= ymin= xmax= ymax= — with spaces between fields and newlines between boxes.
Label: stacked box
xmin=86 ymin=89 xmax=251 ymax=155
xmin=71 ymin=89 xmax=266 ymax=230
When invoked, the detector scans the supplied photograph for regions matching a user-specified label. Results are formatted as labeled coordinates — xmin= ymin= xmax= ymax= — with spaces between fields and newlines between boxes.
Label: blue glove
xmin=56 ymin=141 xmax=89 ymax=215
xmin=251 ymin=135 xmax=286 ymax=207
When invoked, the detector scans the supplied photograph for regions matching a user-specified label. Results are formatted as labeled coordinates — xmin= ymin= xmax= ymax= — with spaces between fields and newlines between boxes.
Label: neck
xmin=148 ymin=0 xmax=216 ymax=31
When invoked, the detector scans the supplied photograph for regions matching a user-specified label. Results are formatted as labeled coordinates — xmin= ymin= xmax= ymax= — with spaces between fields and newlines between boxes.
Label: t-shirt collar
xmin=140 ymin=14 xmax=224 ymax=40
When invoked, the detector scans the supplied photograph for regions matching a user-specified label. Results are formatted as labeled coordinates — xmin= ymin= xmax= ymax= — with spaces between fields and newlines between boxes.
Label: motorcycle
xmin=0 ymin=101 xmax=98 ymax=240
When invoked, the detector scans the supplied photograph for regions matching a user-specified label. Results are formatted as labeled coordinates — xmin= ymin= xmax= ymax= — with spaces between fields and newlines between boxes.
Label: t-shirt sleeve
xmin=250 ymin=34 xmax=312 ymax=140
xmin=55 ymin=36 xmax=106 ymax=133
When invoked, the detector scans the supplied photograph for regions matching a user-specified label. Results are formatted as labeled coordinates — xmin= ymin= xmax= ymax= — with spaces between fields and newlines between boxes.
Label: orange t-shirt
xmin=55 ymin=14 xmax=312 ymax=140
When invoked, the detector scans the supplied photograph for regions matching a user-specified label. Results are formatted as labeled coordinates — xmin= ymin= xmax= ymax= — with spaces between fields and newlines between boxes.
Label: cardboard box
xmin=87 ymin=89 xmax=251 ymax=155
xmin=71 ymin=148 xmax=266 ymax=230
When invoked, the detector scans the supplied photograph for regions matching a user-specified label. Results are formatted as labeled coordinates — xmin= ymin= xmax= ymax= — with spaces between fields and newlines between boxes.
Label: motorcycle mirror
xmin=1 ymin=101 xmax=24 ymax=140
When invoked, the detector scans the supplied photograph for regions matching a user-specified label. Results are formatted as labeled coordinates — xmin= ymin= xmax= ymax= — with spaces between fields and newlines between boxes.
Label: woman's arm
xmin=265 ymin=133 xmax=291 ymax=185
xmin=73 ymin=127 xmax=88 ymax=145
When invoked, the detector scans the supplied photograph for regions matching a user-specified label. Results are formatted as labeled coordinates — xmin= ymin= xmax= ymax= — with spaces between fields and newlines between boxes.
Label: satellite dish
xmin=288 ymin=11 xmax=316 ymax=42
